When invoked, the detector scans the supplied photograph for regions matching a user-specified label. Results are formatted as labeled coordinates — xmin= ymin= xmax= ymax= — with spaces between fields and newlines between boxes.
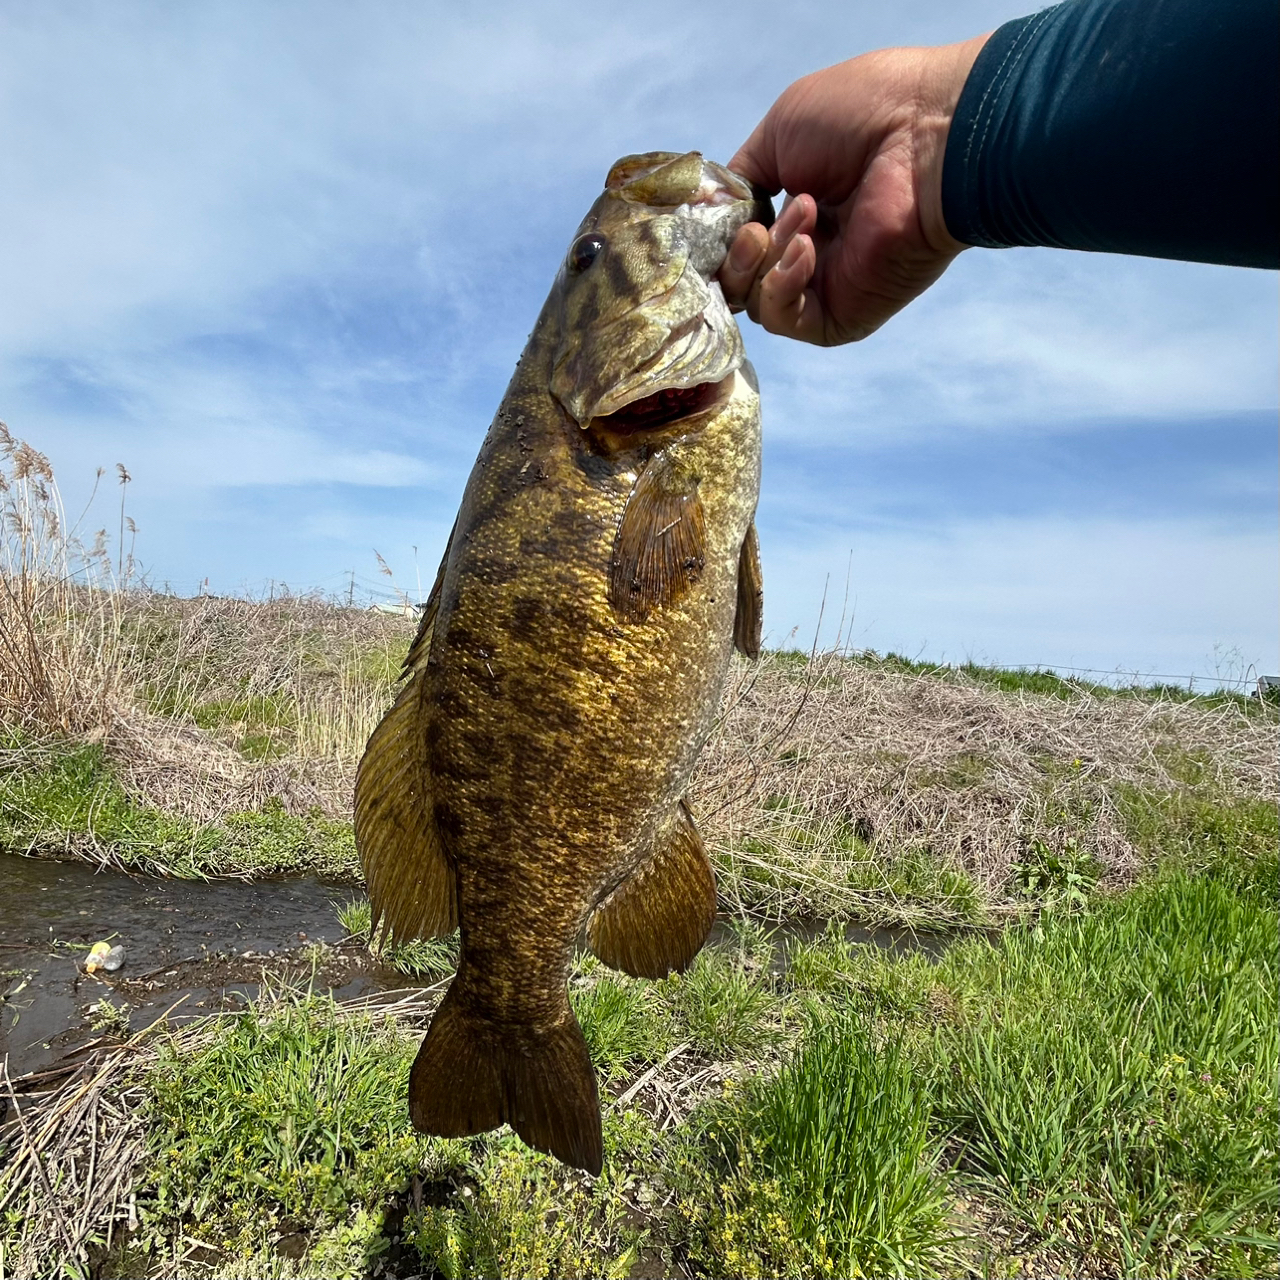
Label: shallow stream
xmin=0 ymin=853 xmax=392 ymax=1080
xmin=0 ymin=852 xmax=951 ymax=1082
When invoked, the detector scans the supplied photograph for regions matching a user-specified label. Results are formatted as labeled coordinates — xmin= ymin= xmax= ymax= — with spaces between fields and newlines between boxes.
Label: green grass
xmin=335 ymin=897 xmax=459 ymax=977
xmin=140 ymin=990 xmax=440 ymax=1270
xmin=726 ymin=807 xmax=985 ymax=928
xmin=572 ymin=959 xmax=673 ymax=1080
xmin=1119 ymin=782 xmax=1279 ymax=869
xmin=678 ymin=1010 xmax=954 ymax=1279
xmin=660 ymin=945 xmax=782 ymax=1060
xmin=678 ymin=849 xmax=1278 ymax=1278
xmin=784 ymin=923 xmax=940 ymax=1017
xmin=930 ymin=857 xmax=1279 ymax=1276
xmin=0 ymin=741 xmax=358 ymax=879
xmin=134 ymin=988 xmax=642 ymax=1279
xmin=848 ymin=845 xmax=984 ymax=923
xmin=190 ymin=693 xmax=296 ymax=732
xmin=189 ymin=693 xmax=297 ymax=759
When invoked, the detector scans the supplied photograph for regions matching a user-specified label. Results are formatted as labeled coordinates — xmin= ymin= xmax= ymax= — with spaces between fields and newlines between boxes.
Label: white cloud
xmin=752 ymin=250 xmax=1278 ymax=445
xmin=6 ymin=353 xmax=435 ymax=494
xmin=1 ymin=0 xmax=1275 ymax=675
xmin=762 ymin=515 xmax=1279 ymax=681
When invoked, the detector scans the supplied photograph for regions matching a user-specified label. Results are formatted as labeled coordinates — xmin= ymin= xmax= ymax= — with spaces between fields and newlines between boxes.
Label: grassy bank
xmin=4 ymin=643 xmax=1275 ymax=932
xmin=0 ymin=739 xmax=358 ymax=880
xmin=3 ymin=429 xmax=1275 ymax=927
xmin=5 ymin=848 xmax=1274 ymax=1278
xmin=683 ymin=850 xmax=1278 ymax=1279
xmin=3 ymin=430 xmax=1277 ymax=1277
xmin=2 ymin=423 xmax=1274 ymax=925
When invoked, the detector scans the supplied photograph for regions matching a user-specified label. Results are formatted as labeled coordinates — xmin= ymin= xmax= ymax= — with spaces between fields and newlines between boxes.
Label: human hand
xmin=721 ymin=35 xmax=989 ymax=345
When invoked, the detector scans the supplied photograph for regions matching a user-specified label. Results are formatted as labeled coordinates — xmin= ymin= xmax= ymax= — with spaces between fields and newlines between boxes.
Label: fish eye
xmin=569 ymin=233 xmax=605 ymax=273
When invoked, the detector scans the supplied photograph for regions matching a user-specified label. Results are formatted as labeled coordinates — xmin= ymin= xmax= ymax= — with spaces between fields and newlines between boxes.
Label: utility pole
xmin=346 ymin=570 xmax=356 ymax=608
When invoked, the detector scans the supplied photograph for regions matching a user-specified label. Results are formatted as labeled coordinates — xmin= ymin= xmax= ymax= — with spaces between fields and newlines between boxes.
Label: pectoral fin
xmin=588 ymin=801 xmax=717 ymax=979
xmin=353 ymin=528 xmax=457 ymax=944
xmin=733 ymin=520 xmax=763 ymax=659
xmin=609 ymin=452 xmax=706 ymax=623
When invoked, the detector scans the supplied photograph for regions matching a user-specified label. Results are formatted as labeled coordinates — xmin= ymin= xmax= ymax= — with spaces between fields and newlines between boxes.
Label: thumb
xmin=727 ymin=117 xmax=781 ymax=193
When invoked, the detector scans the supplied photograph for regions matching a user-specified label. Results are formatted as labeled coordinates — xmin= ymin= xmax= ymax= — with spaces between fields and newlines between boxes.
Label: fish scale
xmin=354 ymin=151 xmax=772 ymax=1174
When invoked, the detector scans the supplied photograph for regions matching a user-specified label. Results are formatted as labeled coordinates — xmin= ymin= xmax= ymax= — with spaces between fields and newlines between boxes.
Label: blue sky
xmin=2 ymin=0 xmax=1276 ymax=684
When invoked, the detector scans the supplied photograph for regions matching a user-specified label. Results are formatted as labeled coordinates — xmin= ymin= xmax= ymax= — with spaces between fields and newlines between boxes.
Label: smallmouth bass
xmin=355 ymin=152 xmax=772 ymax=1174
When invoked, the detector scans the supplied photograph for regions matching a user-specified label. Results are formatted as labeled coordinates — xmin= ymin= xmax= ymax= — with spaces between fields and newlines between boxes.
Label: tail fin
xmin=409 ymin=985 xmax=603 ymax=1176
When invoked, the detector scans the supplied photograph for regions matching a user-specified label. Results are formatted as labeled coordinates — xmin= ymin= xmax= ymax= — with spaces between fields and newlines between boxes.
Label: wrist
xmin=912 ymin=33 xmax=991 ymax=255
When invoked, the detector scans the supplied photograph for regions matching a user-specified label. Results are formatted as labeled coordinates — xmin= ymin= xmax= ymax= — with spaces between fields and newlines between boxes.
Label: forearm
xmin=941 ymin=0 xmax=1280 ymax=268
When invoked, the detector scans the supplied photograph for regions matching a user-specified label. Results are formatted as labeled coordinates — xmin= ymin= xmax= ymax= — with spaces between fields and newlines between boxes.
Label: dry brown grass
xmin=6 ymin=580 xmax=1275 ymax=918
xmin=693 ymin=651 xmax=1277 ymax=922
xmin=1 ymin=1034 xmax=152 ymax=1278
xmin=0 ymin=426 xmax=413 ymax=823
xmin=2 ymin=426 xmax=1274 ymax=917
xmin=0 ymin=425 xmax=129 ymax=737
xmin=102 ymin=592 xmax=412 ymax=821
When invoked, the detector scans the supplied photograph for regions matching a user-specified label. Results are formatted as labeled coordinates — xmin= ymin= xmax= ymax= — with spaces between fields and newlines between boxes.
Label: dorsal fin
xmin=401 ymin=517 xmax=455 ymax=676
xmin=353 ymin=527 xmax=457 ymax=944
xmin=733 ymin=520 xmax=763 ymax=659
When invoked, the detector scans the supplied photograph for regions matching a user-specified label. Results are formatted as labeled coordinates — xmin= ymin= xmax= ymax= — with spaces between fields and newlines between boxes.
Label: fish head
xmin=550 ymin=151 xmax=773 ymax=433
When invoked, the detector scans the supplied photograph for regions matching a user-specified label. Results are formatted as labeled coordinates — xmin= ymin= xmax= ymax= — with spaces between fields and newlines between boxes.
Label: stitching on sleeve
xmin=965 ymin=7 xmax=1056 ymax=171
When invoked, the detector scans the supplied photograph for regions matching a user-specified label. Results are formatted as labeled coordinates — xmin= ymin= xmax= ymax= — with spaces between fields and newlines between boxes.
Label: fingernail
xmin=728 ymin=232 xmax=764 ymax=274
xmin=776 ymin=235 xmax=805 ymax=272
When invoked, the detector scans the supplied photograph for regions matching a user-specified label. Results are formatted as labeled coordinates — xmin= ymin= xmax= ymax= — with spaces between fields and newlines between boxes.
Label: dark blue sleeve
xmin=941 ymin=0 xmax=1279 ymax=268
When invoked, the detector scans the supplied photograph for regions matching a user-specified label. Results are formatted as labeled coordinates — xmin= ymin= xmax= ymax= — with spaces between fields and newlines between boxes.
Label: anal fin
xmin=588 ymin=801 xmax=717 ymax=979
xmin=354 ymin=680 xmax=457 ymax=944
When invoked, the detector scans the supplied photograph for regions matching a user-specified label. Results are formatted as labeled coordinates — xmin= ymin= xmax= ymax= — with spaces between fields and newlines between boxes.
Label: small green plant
xmin=334 ymin=896 xmax=371 ymax=938
xmin=87 ymin=997 xmax=131 ymax=1037
xmin=662 ymin=947 xmax=780 ymax=1060
xmin=384 ymin=934 xmax=459 ymax=979
xmin=683 ymin=1009 xmax=953 ymax=1278
xmin=1010 ymin=836 xmax=1098 ymax=909
xmin=406 ymin=1142 xmax=639 ymax=1280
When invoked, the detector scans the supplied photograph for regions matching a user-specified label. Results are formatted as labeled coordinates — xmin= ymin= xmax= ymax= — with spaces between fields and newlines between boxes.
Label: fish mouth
xmin=552 ymin=151 xmax=763 ymax=429
xmin=592 ymin=376 xmax=729 ymax=434
xmin=564 ymin=279 xmax=743 ymax=428
xmin=583 ymin=371 xmax=737 ymax=450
